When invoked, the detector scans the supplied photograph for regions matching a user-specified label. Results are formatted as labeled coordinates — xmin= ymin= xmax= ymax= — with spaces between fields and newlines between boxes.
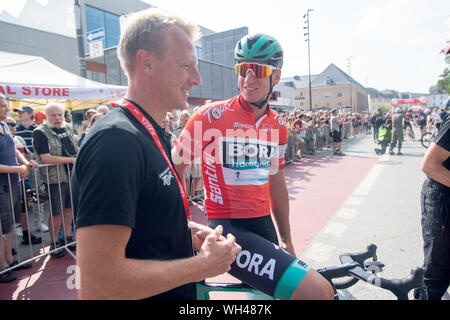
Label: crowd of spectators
xmin=2 ymin=97 xmax=448 ymax=283
xmin=279 ymin=108 xmax=373 ymax=162
xmin=0 ymin=101 xmax=107 ymax=282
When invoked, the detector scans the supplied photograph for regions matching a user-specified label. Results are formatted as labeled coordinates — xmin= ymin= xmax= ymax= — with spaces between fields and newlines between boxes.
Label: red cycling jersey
xmin=175 ymin=94 xmax=288 ymax=219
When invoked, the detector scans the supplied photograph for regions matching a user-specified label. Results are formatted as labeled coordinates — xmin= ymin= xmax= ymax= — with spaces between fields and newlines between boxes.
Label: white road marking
xmin=353 ymin=154 xmax=389 ymax=197
xmin=344 ymin=195 xmax=364 ymax=206
xmin=323 ymin=222 xmax=348 ymax=237
xmin=302 ymin=242 xmax=336 ymax=263
xmin=335 ymin=208 xmax=358 ymax=219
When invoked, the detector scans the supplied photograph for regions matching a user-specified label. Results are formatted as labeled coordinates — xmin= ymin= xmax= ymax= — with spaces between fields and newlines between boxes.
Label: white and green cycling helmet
xmin=234 ymin=33 xmax=284 ymax=109
xmin=234 ymin=33 xmax=284 ymax=69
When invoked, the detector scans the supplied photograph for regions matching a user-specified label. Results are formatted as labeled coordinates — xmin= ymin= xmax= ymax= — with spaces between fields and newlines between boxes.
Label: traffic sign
xmin=89 ymin=39 xmax=104 ymax=58
xmin=86 ymin=27 xmax=105 ymax=43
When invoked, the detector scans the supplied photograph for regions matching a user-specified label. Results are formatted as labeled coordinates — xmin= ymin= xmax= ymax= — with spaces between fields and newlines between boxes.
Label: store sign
xmin=0 ymin=83 xmax=127 ymax=100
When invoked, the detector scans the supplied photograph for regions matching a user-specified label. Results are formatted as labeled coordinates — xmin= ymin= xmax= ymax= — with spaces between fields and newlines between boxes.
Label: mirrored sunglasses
xmin=235 ymin=63 xmax=276 ymax=78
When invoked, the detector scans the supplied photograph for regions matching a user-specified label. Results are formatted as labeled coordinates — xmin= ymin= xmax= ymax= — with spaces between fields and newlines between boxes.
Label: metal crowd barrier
xmin=1 ymin=123 xmax=366 ymax=276
xmin=0 ymin=161 xmax=207 ymax=277
xmin=284 ymin=120 xmax=373 ymax=164
xmin=1 ymin=163 xmax=76 ymax=277
xmin=285 ymin=125 xmax=333 ymax=163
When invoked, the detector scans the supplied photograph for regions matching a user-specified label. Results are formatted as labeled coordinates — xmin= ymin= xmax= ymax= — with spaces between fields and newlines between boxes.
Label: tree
xmin=437 ymin=68 xmax=450 ymax=94
xmin=436 ymin=46 xmax=450 ymax=94
xmin=379 ymin=103 xmax=391 ymax=113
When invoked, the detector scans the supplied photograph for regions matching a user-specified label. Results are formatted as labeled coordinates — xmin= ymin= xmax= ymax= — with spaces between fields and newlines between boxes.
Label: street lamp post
xmin=347 ymin=56 xmax=353 ymax=112
xmin=304 ymin=9 xmax=313 ymax=111
xmin=74 ymin=0 xmax=87 ymax=78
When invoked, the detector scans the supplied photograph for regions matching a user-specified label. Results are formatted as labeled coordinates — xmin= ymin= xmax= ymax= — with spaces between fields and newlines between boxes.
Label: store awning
xmin=0 ymin=51 xmax=127 ymax=111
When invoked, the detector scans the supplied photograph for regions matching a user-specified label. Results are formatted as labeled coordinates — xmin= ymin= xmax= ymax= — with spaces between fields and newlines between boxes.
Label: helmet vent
xmin=254 ymin=54 xmax=268 ymax=60
xmin=259 ymin=40 xmax=273 ymax=52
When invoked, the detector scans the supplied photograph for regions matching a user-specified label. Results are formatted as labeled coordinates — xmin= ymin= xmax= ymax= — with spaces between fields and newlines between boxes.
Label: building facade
xmin=427 ymin=93 xmax=448 ymax=109
xmin=270 ymin=82 xmax=295 ymax=112
xmin=0 ymin=0 xmax=243 ymax=113
xmin=282 ymin=64 xmax=369 ymax=113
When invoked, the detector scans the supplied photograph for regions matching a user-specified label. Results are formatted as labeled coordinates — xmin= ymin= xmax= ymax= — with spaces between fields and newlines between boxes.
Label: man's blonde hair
xmin=117 ymin=8 xmax=200 ymax=77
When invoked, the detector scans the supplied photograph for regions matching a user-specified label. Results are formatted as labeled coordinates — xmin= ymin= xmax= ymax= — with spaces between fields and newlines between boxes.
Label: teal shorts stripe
xmin=274 ymin=258 xmax=311 ymax=300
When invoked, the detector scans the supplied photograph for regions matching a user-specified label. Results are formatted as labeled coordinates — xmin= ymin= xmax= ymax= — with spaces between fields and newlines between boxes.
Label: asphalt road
xmin=300 ymin=128 xmax=427 ymax=300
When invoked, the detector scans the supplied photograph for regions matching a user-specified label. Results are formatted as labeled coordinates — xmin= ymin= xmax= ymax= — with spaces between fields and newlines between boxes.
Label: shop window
xmin=85 ymin=5 xmax=120 ymax=49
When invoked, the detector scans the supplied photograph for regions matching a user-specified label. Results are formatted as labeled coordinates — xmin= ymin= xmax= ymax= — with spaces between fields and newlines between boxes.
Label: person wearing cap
xmin=13 ymin=105 xmax=49 ymax=233
xmin=389 ymin=108 xmax=404 ymax=155
xmin=14 ymin=106 xmax=37 ymax=153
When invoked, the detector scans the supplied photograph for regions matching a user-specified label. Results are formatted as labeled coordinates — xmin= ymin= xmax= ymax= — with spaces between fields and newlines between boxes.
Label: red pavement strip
xmin=0 ymin=250 xmax=78 ymax=300
xmin=205 ymin=155 xmax=378 ymax=299
xmin=285 ymin=156 xmax=378 ymax=254
xmin=0 ymin=156 xmax=377 ymax=300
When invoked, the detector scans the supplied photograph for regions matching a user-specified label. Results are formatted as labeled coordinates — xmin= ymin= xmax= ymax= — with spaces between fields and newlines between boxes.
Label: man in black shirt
xmin=72 ymin=8 xmax=240 ymax=300
xmin=420 ymin=110 xmax=450 ymax=299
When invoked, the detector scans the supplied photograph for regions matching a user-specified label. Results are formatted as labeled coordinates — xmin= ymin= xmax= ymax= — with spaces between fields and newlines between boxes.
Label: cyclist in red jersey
xmin=173 ymin=33 xmax=333 ymax=300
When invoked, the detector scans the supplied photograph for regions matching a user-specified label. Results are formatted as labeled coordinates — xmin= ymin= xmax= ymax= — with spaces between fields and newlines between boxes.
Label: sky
xmin=144 ymin=0 xmax=450 ymax=94
xmin=0 ymin=0 xmax=449 ymax=93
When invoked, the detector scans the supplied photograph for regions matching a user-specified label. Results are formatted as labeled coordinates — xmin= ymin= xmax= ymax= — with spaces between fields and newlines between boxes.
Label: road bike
xmin=197 ymin=244 xmax=427 ymax=300
xmin=421 ymin=125 xmax=438 ymax=149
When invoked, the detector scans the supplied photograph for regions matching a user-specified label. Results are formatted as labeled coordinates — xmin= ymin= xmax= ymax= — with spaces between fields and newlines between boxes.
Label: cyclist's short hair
xmin=118 ymin=8 xmax=200 ymax=77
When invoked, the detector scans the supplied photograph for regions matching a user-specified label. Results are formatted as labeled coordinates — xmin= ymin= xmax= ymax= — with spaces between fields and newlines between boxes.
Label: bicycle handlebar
xmin=200 ymin=244 xmax=426 ymax=300
xmin=378 ymin=267 xmax=425 ymax=300
xmin=318 ymin=244 xmax=425 ymax=300
xmin=339 ymin=243 xmax=377 ymax=265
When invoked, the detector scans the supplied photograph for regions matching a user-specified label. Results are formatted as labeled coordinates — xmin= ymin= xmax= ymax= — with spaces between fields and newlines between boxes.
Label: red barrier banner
xmin=391 ymin=96 xmax=427 ymax=106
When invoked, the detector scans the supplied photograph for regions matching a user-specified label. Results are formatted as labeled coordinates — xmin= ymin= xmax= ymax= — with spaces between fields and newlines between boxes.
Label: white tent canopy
xmin=0 ymin=51 xmax=127 ymax=110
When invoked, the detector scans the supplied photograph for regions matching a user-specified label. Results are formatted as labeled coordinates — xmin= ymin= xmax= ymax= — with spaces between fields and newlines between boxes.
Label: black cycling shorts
xmin=208 ymin=216 xmax=311 ymax=299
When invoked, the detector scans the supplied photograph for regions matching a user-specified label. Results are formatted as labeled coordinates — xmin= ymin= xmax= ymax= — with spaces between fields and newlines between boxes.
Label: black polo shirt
xmin=71 ymin=101 xmax=196 ymax=300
